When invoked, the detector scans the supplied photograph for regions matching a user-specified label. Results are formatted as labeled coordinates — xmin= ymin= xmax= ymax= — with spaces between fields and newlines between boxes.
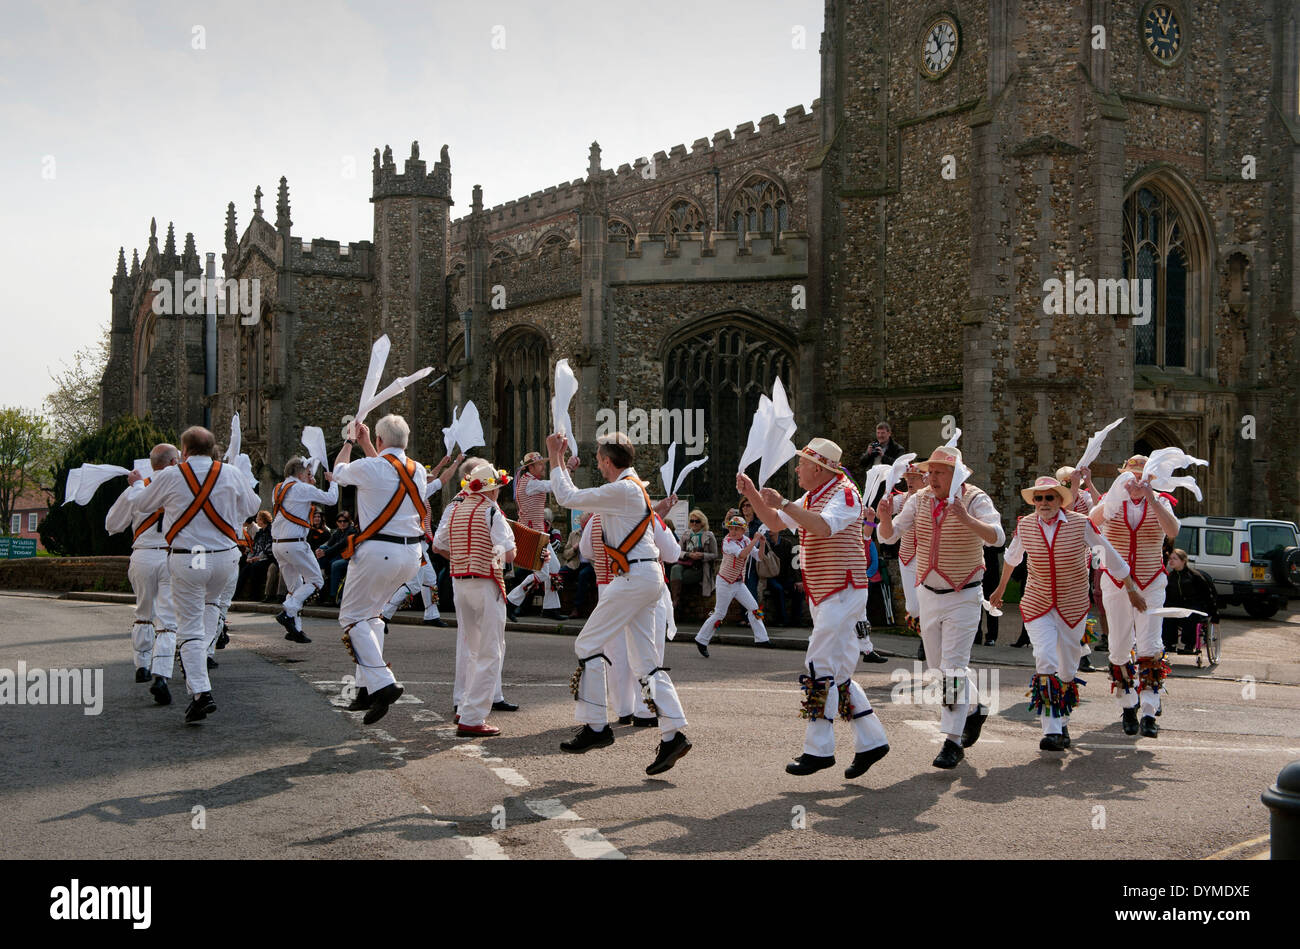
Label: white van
xmin=1174 ymin=516 xmax=1300 ymax=618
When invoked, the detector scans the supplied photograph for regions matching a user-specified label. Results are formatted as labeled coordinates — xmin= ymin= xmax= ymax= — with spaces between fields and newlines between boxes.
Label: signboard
xmin=0 ymin=537 xmax=38 ymax=559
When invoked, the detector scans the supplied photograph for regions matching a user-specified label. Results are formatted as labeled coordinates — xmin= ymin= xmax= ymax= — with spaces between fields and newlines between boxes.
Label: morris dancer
xmin=989 ymin=476 xmax=1138 ymax=751
xmin=694 ymin=515 xmax=770 ymax=655
xmin=432 ymin=462 xmax=515 ymax=737
xmin=1089 ymin=456 xmax=1179 ymax=738
xmin=548 ymin=431 xmax=692 ymax=776
xmin=379 ymin=452 xmax=460 ymax=631
xmin=271 ymin=456 xmax=338 ymax=645
xmin=105 ymin=443 xmax=181 ymax=705
xmin=327 ymin=416 xmax=427 ymax=725
xmin=739 ymin=438 xmax=890 ymax=779
xmin=891 ymin=465 xmax=927 ymax=660
xmin=506 ymin=450 xmax=576 ymax=621
xmin=1056 ymin=464 xmax=1101 ymax=669
xmin=876 ymin=445 xmax=1003 ymax=769
xmin=128 ymin=427 xmax=260 ymax=724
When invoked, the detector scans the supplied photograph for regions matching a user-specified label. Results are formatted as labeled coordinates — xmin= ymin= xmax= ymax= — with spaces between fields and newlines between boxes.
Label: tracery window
xmin=1123 ymin=186 xmax=1188 ymax=369
xmin=608 ymin=220 xmax=634 ymax=252
xmin=727 ymin=175 xmax=790 ymax=237
xmin=495 ymin=329 xmax=551 ymax=475
xmin=656 ymin=199 xmax=706 ymax=238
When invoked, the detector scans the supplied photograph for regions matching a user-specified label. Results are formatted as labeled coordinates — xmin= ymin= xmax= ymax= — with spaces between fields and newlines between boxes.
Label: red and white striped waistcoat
xmin=516 ymin=471 xmax=547 ymax=530
xmin=589 ymin=515 xmax=612 ymax=585
xmin=1102 ymin=498 xmax=1167 ymax=589
xmin=449 ymin=494 xmax=505 ymax=596
xmin=1071 ymin=488 xmax=1094 ymax=516
xmin=800 ymin=475 xmax=868 ymax=605
xmin=717 ymin=537 xmax=747 ymax=584
xmin=892 ymin=491 xmax=917 ymax=565
xmin=913 ymin=484 xmax=987 ymax=590
xmin=1017 ymin=511 xmax=1091 ymax=627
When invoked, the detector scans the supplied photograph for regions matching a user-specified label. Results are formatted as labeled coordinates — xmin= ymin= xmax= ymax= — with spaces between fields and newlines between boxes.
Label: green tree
xmin=44 ymin=324 xmax=110 ymax=446
xmin=0 ymin=406 xmax=55 ymax=536
xmin=39 ymin=414 xmax=175 ymax=556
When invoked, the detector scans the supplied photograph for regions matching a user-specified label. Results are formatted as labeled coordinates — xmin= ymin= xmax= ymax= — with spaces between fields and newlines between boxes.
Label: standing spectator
xmin=315 ymin=510 xmax=357 ymax=606
xmin=858 ymin=421 xmax=907 ymax=504
xmin=559 ymin=512 xmax=597 ymax=618
xmin=669 ymin=510 xmax=718 ymax=609
xmin=1164 ymin=549 xmax=1218 ymax=653
xmin=307 ymin=507 xmax=330 ymax=550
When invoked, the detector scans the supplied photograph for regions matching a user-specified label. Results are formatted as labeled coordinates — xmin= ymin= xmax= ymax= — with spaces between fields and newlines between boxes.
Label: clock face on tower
xmin=1143 ymin=2 xmax=1183 ymax=65
xmin=921 ymin=15 xmax=959 ymax=79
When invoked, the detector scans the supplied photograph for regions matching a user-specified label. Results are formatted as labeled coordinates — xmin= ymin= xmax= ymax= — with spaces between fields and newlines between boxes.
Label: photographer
xmin=858 ymin=422 xmax=906 ymax=505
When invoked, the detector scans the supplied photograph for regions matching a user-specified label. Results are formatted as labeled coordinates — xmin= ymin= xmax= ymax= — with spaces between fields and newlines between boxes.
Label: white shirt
xmin=331 ymin=447 xmax=429 ymax=538
xmin=105 ymin=479 xmax=168 ymax=549
xmin=433 ymin=494 xmax=515 ymax=558
xmin=548 ymin=465 xmax=658 ymax=562
xmin=521 ymin=476 xmax=552 ymax=496
xmin=877 ymin=487 xmax=1006 ymax=547
xmin=423 ymin=475 xmax=444 ymax=499
xmin=132 ymin=455 xmax=261 ymax=551
xmin=271 ymin=477 xmax=339 ymax=540
xmin=1003 ymin=509 xmax=1130 ymax=579
xmin=776 ymin=475 xmax=863 ymax=536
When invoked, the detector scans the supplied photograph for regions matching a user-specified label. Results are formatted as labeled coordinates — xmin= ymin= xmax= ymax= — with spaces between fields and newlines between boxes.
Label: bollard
xmin=1260 ymin=760 xmax=1300 ymax=859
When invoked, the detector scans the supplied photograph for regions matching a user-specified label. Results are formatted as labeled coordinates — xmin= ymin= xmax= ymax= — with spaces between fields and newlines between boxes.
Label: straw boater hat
xmin=1120 ymin=455 xmax=1148 ymax=476
xmin=916 ymin=445 xmax=969 ymax=473
xmin=1020 ymin=475 xmax=1074 ymax=507
xmin=798 ymin=437 xmax=844 ymax=473
xmin=462 ymin=463 xmax=512 ymax=494
xmin=519 ymin=451 xmax=544 ymax=468
xmin=1054 ymin=465 xmax=1076 ymax=483
xmin=724 ymin=515 xmax=747 ymax=529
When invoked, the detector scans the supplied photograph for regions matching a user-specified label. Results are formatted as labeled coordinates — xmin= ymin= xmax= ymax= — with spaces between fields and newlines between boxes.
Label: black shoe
xmin=1061 ymin=725 xmax=1071 ymax=748
xmin=215 ymin=622 xmax=230 ymax=649
xmin=492 ymin=700 xmax=519 ymax=712
xmin=150 ymin=676 xmax=171 ymax=706
xmin=346 ymin=687 xmax=372 ymax=711
xmin=424 ymin=618 xmax=448 ymax=627
xmin=932 ymin=739 xmax=964 ymax=769
xmin=646 ymin=732 xmax=692 ymax=775
xmin=560 ymin=724 xmax=614 ymax=753
xmin=362 ymin=684 xmax=403 ymax=724
xmin=617 ymin=714 xmax=634 ymax=725
xmin=1121 ymin=707 xmax=1139 ymax=735
xmin=786 ymin=753 xmax=836 ymax=776
xmin=542 ymin=609 xmax=568 ymax=621
xmin=754 ymin=639 xmax=774 ymax=647
xmin=274 ymin=611 xmax=297 ymax=636
xmin=285 ymin=629 xmax=312 ymax=644
xmin=844 ymin=744 xmax=890 ymax=779
xmin=961 ymin=706 xmax=989 ymax=748
xmin=695 ymin=640 xmax=709 ymax=658
xmin=506 ymin=604 xmax=519 ymax=622
xmin=632 ymin=715 xmax=659 ymax=727
xmin=1039 ymin=732 xmax=1067 ymax=751
xmin=207 ymin=657 xmax=218 ymax=670
xmin=134 ymin=667 xmax=151 ymax=683
xmin=917 ymin=643 xmax=926 ymax=661
xmin=983 ymin=637 xmax=997 ymax=646
xmin=1175 ymin=646 xmax=1193 ymax=655
xmin=861 ymin=650 xmax=888 ymax=664
xmin=1139 ymin=715 xmax=1159 ymax=738
xmin=1079 ymin=656 xmax=1095 ymax=672
xmin=184 ymin=691 xmax=216 ymax=724
xmin=1011 ymin=635 xmax=1030 ymax=648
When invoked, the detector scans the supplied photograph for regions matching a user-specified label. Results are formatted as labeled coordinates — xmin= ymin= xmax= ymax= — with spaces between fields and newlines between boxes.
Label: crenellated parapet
xmin=372 ymin=140 xmax=452 ymax=201
xmin=289 ymin=237 xmax=374 ymax=278
xmin=606 ymin=231 xmax=808 ymax=284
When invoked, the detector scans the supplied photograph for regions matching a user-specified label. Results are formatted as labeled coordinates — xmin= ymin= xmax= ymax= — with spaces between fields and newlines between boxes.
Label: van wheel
xmin=1244 ymin=597 xmax=1280 ymax=619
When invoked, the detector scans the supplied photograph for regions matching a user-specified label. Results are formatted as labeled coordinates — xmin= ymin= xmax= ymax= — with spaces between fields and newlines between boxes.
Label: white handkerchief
xmin=66 ymin=464 xmax=131 ymax=505
xmin=947 ymin=463 xmax=971 ymax=504
xmin=660 ymin=441 xmax=677 ymax=496
xmin=455 ymin=401 xmax=485 ymax=453
xmin=673 ymin=456 xmax=708 ymax=496
xmin=302 ymin=427 xmax=328 ymax=476
xmin=738 ymin=396 xmax=772 ymax=474
xmin=225 ymin=413 xmax=242 ymax=463
xmin=944 ymin=427 xmax=962 ymax=449
xmin=443 ymin=405 xmax=459 ymax=457
xmin=552 ymin=359 xmax=579 ymax=457
xmin=354 ymin=335 xmax=391 ymax=432
xmin=1076 ymin=417 xmax=1124 ymax=471
xmin=980 ymin=598 xmax=1003 ymax=618
xmin=359 ymin=366 xmax=435 ymax=421
xmin=1146 ymin=607 xmax=1208 ymax=620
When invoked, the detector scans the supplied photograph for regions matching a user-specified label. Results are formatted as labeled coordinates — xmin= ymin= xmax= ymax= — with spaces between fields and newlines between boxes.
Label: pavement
xmin=2 ymin=590 xmax=1297 ymax=859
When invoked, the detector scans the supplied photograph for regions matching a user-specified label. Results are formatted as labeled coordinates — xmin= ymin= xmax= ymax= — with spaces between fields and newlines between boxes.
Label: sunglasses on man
xmin=1032 ymin=494 xmax=1058 ymax=502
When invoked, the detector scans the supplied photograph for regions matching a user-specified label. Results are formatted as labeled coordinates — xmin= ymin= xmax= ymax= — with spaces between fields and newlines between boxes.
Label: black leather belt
xmin=169 ymin=546 xmax=236 ymax=555
xmin=273 ymin=538 xmax=308 ymax=544
xmin=922 ymin=580 xmax=983 ymax=595
xmin=626 ymin=558 xmax=658 ymax=566
xmin=369 ymin=534 xmax=424 ymax=546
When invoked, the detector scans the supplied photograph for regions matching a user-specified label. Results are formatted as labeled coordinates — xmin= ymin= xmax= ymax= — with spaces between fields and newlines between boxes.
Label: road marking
xmin=1073 ymin=742 xmax=1300 ymax=754
xmin=1204 ymin=835 xmax=1270 ymax=860
xmin=456 ymin=836 xmax=510 ymax=860
xmin=556 ymin=827 xmax=626 ymax=860
xmin=411 ymin=709 xmax=444 ymax=722
xmin=492 ymin=767 xmax=529 ymax=787
xmin=526 ymin=799 xmax=582 ymax=821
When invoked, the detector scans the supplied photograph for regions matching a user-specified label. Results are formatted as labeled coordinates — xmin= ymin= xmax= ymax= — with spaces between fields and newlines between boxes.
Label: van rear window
xmin=1175 ymin=527 xmax=1199 ymax=556
xmin=1205 ymin=530 xmax=1232 ymax=556
xmin=1250 ymin=524 xmax=1297 ymax=558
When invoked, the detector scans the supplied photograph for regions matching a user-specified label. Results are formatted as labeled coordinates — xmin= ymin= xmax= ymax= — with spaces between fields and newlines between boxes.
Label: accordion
xmin=509 ymin=519 xmax=550 ymax=572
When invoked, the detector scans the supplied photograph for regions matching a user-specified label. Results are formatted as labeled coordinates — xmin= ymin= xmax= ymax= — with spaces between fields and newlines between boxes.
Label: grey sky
xmin=0 ymin=0 xmax=822 ymax=415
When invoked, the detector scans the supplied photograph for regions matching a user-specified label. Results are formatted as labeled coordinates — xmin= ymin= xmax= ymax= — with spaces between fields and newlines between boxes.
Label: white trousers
xmin=899 ymin=558 xmax=919 ymax=616
xmin=451 ymin=578 xmax=505 ymax=726
xmin=573 ymin=563 xmax=686 ymax=740
xmin=801 ymin=586 xmax=889 ymax=758
xmin=273 ymin=540 xmax=324 ymax=626
xmin=916 ymin=584 xmax=982 ymax=738
xmin=1025 ymin=610 xmax=1086 ymax=735
xmin=339 ymin=541 xmax=420 ymax=693
xmin=507 ymin=558 xmax=559 ymax=610
xmin=383 ymin=559 xmax=440 ymax=621
xmin=209 ymin=559 xmax=239 ymax=659
xmin=168 ymin=547 xmax=240 ymax=695
xmin=1102 ymin=578 xmax=1166 ymax=714
xmin=696 ymin=579 xmax=769 ymax=643
xmin=128 ymin=548 xmax=176 ymax=678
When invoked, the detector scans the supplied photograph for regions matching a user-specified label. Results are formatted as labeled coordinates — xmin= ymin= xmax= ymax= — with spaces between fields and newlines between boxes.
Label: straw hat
xmin=798 ymin=437 xmax=843 ymax=473
xmin=1119 ymin=455 xmax=1148 ymax=475
xmin=461 ymin=463 xmax=512 ymax=494
xmin=519 ymin=451 xmax=544 ymax=468
xmin=724 ymin=515 xmax=747 ymax=529
xmin=916 ymin=445 xmax=969 ymax=473
xmin=1020 ymin=475 xmax=1074 ymax=507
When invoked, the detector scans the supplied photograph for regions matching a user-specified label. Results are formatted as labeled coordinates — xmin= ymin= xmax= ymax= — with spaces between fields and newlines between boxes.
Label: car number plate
xmin=1252 ymin=565 xmax=1266 ymax=580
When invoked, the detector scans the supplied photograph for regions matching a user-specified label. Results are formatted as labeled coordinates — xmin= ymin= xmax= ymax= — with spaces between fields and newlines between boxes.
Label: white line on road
xmin=1073 ymin=743 xmax=1300 ymax=754
xmin=492 ymin=767 xmax=530 ymax=787
xmin=556 ymin=828 xmax=626 ymax=860
xmin=526 ymin=799 xmax=582 ymax=821
xmin=455 ymin=836 xmax=510 ymax=860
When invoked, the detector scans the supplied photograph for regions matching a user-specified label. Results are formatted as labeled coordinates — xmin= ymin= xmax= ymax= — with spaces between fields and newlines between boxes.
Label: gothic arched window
xmin=663 ymin=318 xmax=796 ymax=508
xmin=726 ymin=175 xmax=790 ymax=238
xmin=655 ymin=199 xmax=706 ymax=237
xmin=1123 ymin=186 xmax=1189 ymax=369
xmin=608 ymin=219 xmax=634 ymax=252
xmin=495 ymin=328 xmax=551 ymax=475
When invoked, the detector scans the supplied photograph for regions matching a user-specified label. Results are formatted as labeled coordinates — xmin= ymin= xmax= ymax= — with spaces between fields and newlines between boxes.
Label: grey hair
xmin=283 ymin=456 xmax=309 ymax=479
xmin=149 ymin=443 xmax=180 ymax=469
xmin=459 ymin=455 xmax=489 ymax=480
xmin=375 ymin=414 xmax=409 ymax=449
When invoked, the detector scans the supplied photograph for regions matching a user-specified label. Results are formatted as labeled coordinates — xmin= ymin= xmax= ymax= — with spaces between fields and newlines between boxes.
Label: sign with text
xmin=0 ymin=537 xmax=38 ymax=559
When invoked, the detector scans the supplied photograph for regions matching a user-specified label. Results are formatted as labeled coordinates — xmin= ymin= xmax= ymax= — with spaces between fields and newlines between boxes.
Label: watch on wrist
xmin=780 ymin=498 xmax=791 ymax=510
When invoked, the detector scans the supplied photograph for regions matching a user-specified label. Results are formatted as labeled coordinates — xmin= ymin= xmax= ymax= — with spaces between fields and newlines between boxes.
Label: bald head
xmin=150 ymin=443 xmax=180 ymax=470
xmin=180 ymin=426 xmax=216 ymax=458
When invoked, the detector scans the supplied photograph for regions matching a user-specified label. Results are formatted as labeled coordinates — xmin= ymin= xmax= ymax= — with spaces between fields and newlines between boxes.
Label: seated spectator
xmin=307 ymin=506 xmax=330 ymax=550
xmin=237 ymin=511 xmax=274 ymax=600
xmin=1164 ymin=548 xmax=1218 ymax=653
xmin=669 ymin=510 xmax=718 ymax=609
xmin=315 ymin=510 xmax=357 ymax=606
xmin=559 ymin=513 xmax=597 ymax=618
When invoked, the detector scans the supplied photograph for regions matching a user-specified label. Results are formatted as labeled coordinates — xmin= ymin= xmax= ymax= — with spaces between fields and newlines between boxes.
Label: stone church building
xmin=101 ymin=1 xmax=1300 ymax=525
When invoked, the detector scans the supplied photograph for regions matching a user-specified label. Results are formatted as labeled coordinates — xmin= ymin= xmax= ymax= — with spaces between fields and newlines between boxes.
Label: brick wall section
xmin=0 ymin=557 xmax=130 ymax=593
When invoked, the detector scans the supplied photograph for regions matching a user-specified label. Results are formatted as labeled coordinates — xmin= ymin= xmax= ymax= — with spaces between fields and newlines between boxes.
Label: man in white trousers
xmin=381 ymin=451 xmax=460 ymax=632
xmin=128 ymin=427 xmax=259 ymax=724
xmin=548 ymin=431 xmax=692 ymax=776
xmin=271 ymin=456 xmax=338 ymax=644
xmin=432 ymin=462 xmax=515 ymax=737
xmin=1090 ymin=455 xmax=1180 ymax=738
xmin=990 ymin=476 xmax=1139 ymax=751
xmin=739 ymin=438 xmax=891 ymax=780
xmin=106 ymin=442 xmax=181 ymax=706
xmin=876 ymin=445 xmax=1004 ymax=769
xmin=327 ymin=415 xmax=428 ymax=725
xmin=695 ymin=514 xmax=770 ymax=654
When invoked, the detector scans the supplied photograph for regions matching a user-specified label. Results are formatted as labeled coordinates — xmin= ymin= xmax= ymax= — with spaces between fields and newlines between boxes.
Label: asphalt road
xmin=2 ymin=592 xmax=1297 ymax=859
